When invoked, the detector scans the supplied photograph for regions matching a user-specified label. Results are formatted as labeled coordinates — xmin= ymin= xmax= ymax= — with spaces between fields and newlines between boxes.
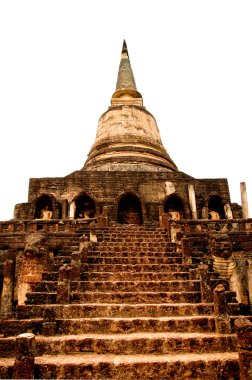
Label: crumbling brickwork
xmin=13 ymin=171 xmax=234 ymax=224
xmin=0 ymin=40 xmax=250 ymax=379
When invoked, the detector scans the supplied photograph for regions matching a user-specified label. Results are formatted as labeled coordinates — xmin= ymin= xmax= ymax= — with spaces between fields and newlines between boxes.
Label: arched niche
xmin=164 ymin=194 xmax=185 ymax=219
xmin=208 ymin=195 xmax=225 ymax=219
xmin=34 ymin=194 xmax=53 ymax=219
xmin=74 ymin=194 xmax=96 ymax=219
xmin=118 ymin=192 xmax=143 ymax=225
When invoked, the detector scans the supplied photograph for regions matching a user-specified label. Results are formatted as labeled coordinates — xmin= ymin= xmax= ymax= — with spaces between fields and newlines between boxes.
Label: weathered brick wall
xmin=14 ymin=203 xmax=30 ymax=220
xmin=231 ymin=203 xmax=243 ymax=219
xmin=22 ymin=252 xmax=45 ymax=275
xmin=0 ymin=223 xmax=93 ymax=306
xmin=15 ymin=170 xmax=232 ymax=222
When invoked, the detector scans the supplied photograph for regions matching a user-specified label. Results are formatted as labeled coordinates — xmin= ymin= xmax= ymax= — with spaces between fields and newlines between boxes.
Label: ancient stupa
xmin=12 ymin=40 xmax=243 ymax=224
xmin=84 ymin=40 xmax=177 ymax=172
xmin=0 ymin=40 xmax=251 ymax=380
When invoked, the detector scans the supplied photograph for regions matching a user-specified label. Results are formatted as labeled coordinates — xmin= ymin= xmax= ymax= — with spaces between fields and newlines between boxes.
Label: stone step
xmin=86 ymin=257 xmax=182 ymax=264
xmin=17 ymin=302 xmax=243 ymax=320
xmin=42 ymin=272 xmax=59 ymax=281
xmin=81 ymin=264 xmax=190 ymax=272
xmin=0 ymin=319 xmax=43 ymax=337
xmin=59 ymin=243 xmax=79 ymax=247
xmin=72 ymin=280 xmax=200 ymax=292
xmin=52 ymin=253 xmax=182 ymax=263
xmin=98 ymin=231 xmax=168 ymax=236
xmin=71 ymin=291 xmax=201 ymax=304
xmin=25 ymin=292 xmax=57 ymax=305
xmin=89 ymin=250 xmax=177 ymax=257
xmin=98 ymin=227 xmax=166 ymax=233
xmin=100 ymin=233 xmax=168 ymax=238
xmin=56 ymin=316 xmax=216 ymax=335
xmin=58 ymin=245 xmax=79 ymax=252
xmin=97 ymin=236 xmax=165 ymax=240
xmin=95 ymin=233 xmax=168 ymax=238
xmin=54 ymin=251 xmax=73 ymax=257
xmin=89 ymin=250 xmax=174 ymax=256
xmin=53 ymin=256 xmax=71 ymax=264
xmin=95 ymin=240 xmax=168 ymax=245
xmin=2 ymin=315 xmax=248 ymax=337
xmin=18 ymin=302 xmax=219 ymax=319
xmin=0 ymin=352 xmax=240 ymax=380
xmin=92 ymin=245 xmax=169 ymax=253
xmin=99 ymin=242 xmax=169 ymax=248
xmin=96 ymin=241 xmax=169 ymax=247
xmin=0 ymin=316 xmax=214 ymax=337
xmin=51 ymin=263 xmax=190 ymax=272
xmin=43 ymin=332 xmax=237 ymax=355
xmin=96 ymin=235 xmax=168 ymax=241
xmin=42 ymin=271 xmax=190 ymax=282
xmin=81 ymin=271 xmax=190 ymax=281
xmin=34 ymin=281 xmax=57 ymax=292
xmin=101 ymin=228 xmax=168 ymax=233
xmin=35 ymin=280 xmax=200 ymax=293
xmin=25 ymin=291 xmax=201 ymax=305
xmin=0 ymin=332 xmax=237 ymax=357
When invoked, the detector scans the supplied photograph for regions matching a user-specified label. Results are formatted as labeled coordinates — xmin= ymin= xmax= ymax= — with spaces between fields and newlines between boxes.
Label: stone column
xmin=240 ymin=182 xmax=249 ymax=219
xmin=62 ymin=198 xmax=68 ymax=219
xmin=158 ymin=206 xmax=164 ymax=228
xmin=97 ymin=205 xmax=109 ymax=227
xmin=234 ymin=318 xmax=252 ymax=380
xmin=70 ymin=252 xmax=81 ymax=281
xmin=0 ymin=258 xmax=14 ymax=318
xmin=79 ymin=235 xmax=91 ymax=261
xmin=69 ymin=201 xmax=76 ymax=219
xmin=12 ymin=333 xmax=36 ymax=379
xmin=56 ymin=264 xmax=71 ymax=304
xmin=188 ymin=184 xmax=197 ymax=220
xmin=181 ymin=238 xmax=192 ymax=265
xmin=214 ymin=284 xmax=231 ymax=334
xmin=224 ymin=203 xmax=233 ymax=219
xmin=201 ymin=206 xmax=209 ymax=219
xmin=197 ymin=262 xmax=212 ymax=303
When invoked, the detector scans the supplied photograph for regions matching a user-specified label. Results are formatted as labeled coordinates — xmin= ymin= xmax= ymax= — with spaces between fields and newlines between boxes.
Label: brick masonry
xmin=14 ymin=170 xmax=239 ymax=222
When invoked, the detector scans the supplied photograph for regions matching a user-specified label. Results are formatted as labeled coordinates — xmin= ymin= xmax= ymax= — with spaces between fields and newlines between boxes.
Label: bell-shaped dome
xmin=83 ymin=41 xmax=178 ymax=172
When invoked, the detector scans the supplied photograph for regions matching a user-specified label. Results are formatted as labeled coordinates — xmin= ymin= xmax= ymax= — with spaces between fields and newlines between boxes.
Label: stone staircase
xmin=0 ymin=224 xmax=244 ymax=379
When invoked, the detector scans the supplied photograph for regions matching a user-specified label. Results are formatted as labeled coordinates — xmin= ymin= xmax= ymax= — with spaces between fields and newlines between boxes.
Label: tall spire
xmin=122 ymin=39 xmax=128 ymax=56
xmin=111 ymin=40 xmax=143 ymax=107
xmin=116 ymin=40 xmax=137 ymax=91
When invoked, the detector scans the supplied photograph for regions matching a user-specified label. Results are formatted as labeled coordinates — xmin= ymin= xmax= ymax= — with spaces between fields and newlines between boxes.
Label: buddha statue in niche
xmin=41 ymin=206 xmax=52 ymax=220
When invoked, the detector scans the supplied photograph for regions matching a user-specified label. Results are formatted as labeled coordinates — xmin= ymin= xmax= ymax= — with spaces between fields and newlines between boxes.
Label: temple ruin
xmin=0 ymin=40 xmax=251 ymax=379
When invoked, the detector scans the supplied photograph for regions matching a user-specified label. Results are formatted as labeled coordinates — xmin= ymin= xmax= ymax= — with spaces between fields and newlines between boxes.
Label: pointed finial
xmin=116 ymin=40 xmax=136 ymax=91
xmin=122 ymin=40 xmax=129 ymax=58
xmin=111 ymin=40 xmax=143 ymax=107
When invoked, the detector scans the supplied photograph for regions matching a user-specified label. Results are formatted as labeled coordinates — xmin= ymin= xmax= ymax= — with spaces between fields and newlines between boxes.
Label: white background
xmin=0 ymin=0 xmax=251 ymax=220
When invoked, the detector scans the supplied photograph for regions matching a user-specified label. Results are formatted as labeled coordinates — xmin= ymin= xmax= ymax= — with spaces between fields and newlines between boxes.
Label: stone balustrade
xmin=162 ymin=218 xmax=252 ymax=243
xmin=1 ymin=216 xmax=251 ymax=235
xmin=0 ymin=218 xmax=104 ymax=234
